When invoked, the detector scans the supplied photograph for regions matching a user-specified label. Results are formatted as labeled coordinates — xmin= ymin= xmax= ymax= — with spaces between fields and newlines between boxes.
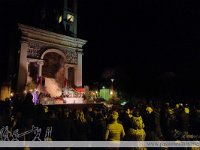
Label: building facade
xmin=16 ymin=0 xmax=86 ymax=97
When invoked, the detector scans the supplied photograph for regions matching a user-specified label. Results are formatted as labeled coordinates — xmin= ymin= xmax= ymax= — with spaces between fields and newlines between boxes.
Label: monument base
xmin=40 ymin=97 xmax=84 ymax=105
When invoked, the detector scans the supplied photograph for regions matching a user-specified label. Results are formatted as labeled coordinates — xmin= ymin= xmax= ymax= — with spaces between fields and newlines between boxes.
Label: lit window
xmin=58 ymin=15 xmax=62 ymax=23
xmin=67 ymin=14 xmax=74 ymax=22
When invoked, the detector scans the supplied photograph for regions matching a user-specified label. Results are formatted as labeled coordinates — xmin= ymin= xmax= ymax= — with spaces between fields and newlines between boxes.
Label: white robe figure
xmin=45 ymin=77 xmax=62 ymax=97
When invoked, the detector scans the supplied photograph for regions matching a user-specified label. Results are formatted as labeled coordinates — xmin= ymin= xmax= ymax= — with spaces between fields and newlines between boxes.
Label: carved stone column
xmin=27 ymin=59 xmax=30 ymax=74
xmin=26 ymin=59 xmax=32 ymax=84
xmin=17 ymin=42 xmax=29 ymax=92
xmin=63 ymin=64 xmax=70 ymax=87
xmin=64 ymin=64 xmax=70 ymax=81
xmin=37 ymin=60 xmax=44 ymax=77
xmin=74 ymin=51 xmax=83 ymax=87
xmin=37 ymin=60 xmax=44 ymax=86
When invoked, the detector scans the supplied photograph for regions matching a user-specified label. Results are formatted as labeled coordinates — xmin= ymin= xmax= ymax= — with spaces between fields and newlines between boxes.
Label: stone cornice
xmin=18 ymin=23 xmax=87 ymax=51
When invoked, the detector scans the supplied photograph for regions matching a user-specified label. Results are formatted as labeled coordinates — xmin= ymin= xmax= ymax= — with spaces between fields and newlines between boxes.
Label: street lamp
xmin=95 ymin=91 xmax=98 ymax=98
xmin=110 ymin=78 xmax=114 ymax=104
xmin=111 ymin=78 xmax=114 ymax=92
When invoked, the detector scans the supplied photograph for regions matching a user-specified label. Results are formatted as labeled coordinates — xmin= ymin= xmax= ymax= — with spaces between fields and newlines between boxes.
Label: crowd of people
xmin=0 ymin=92 xmax=200 ymax=150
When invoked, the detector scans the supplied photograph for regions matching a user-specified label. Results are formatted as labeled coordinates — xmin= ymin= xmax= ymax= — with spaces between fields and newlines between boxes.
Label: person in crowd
xmin=105 ymin=110 xmax=125 ymax=150
xmin=33 ymin=104 xmax=47 ymax=140
xmin=175 ymin=104 xmax=190 ymax=141
xmin=82 ymin=107 xmax=93 ymax=124
xmin=92 ymin=110 xmax=107 ymax=141
xmin=160 ymin=102 xmax=176 ymax=140
xmin=129 ymin=109 xmax=146 ymax=150
xmin=190 ymin=104 xmax=200 ymax=138
xmin=0 ymin=106 xmax=12 ymax=128
xmin=105 ymin=110 xmax=125 ymax=141
xmin=118 ymin=107 xmax=133 ymax=140
xmin=45 ymin=110 xmax=57 ymax=142
xmin=105 ymin=111 xmax=125 ymax=141
xmin=74 ymin=109 xmax=91 ymax=141
xmin=153 ymin=106 xmax=164 ymax=141
xmin=143 ymin=106 xmax=157 ymax=141
xmin=20 ymin=92 xmax=35 ymax=141
xmin=52 ymin=108 xmax=76 ymax=150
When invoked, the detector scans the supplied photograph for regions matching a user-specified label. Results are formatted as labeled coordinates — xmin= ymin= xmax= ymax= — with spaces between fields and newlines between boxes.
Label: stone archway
xmin=41 ymin=49 xmax=67 ymax=61
xmin=17 ymin=24 xmax=86 ymax=92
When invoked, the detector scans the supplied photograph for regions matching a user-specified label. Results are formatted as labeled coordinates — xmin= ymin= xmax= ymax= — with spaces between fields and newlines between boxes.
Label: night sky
xmin=1 ymin=0 xmax=200 ymax=98
xmin=78 ymin=1 xmax=200 ymax=97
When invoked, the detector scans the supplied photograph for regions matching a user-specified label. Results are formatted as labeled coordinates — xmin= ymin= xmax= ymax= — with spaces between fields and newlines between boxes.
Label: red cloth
xmin=75 ymin=88 xmax=85 ymax=93
xmin=64 ymin=78 xmax=68 ymax=87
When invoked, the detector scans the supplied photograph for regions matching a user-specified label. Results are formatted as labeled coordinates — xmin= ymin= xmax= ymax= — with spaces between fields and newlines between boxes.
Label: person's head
xmin=133 ymin=109 xmax=140 ymax=117
xmin=110 ymin=111 xmax=119 ymax=121
xmin=24 ymin=92 xmax=33 ymax=102
xmin=146 ymin=106 xmax=153 ymax=114
xmin=63 ymin=108 xmax=70 ymax=118
xmin=176 ymin=103 xmax=180 ymax=109
xmin=75 ymin=109 xmax=87 ymax=123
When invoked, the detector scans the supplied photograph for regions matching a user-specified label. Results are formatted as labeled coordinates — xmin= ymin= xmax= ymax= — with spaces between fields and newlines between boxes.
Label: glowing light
xmin=121 ymin=102 xmax=127 ymax=106
xmin=110 ymin=91 xmax=113 ymax=95
xmin=58 ymin=15 xmax=62 ymax=23
xmin=10 ymin=92 xmax=14 ymax=97
xmin=102 ymin=86 xmax=105 ymax=89
xmin=32 ymin=90 xmax=39 ymax=105
xmin=111 ymin=78 xmax=114 ymax=83
xmin=24 ymin=90 xmax=27 ymax=94
xmin=67 ymin=14 xmax=74 ymax=22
